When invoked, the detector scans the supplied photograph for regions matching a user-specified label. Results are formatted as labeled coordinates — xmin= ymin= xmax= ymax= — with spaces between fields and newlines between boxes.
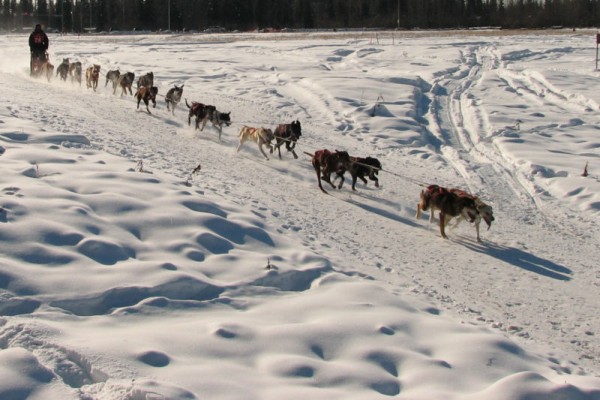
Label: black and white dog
xmin=204 ymin=106 xmax=232 ymax=141
xmin=185 ymin=100 xmax=231 ymax=141
xmin=165 ymin=84 xmax=184 ymax=115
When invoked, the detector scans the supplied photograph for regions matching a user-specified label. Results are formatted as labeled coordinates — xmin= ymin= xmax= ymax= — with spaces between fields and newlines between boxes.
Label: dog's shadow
xmin=460 ymin=240 xmax=572 ymax=281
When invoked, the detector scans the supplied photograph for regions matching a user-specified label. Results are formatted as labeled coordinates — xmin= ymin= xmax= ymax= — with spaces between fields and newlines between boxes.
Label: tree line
xmin=2 ymin=0 xmax=600 ymax=33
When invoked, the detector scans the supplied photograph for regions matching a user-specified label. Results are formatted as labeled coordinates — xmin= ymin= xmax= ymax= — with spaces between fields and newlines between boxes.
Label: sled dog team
xmin=36 ymin=60 xmax=495 ymax=243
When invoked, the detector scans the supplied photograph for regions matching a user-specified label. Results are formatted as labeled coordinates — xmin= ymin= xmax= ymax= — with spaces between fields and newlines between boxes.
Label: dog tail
xmin=185 ymin=98 xmax=192 ymax=109
xmin=303 ymin=151 xmax=314 ymax=158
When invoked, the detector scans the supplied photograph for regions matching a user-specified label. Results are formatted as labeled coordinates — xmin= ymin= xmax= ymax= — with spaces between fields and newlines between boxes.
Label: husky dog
xmin=447 ymin=189 xmax=495 ymax=242
xmin=69 ymin=61 xmax=82 ymax=85
xmin=56 ymin=58 xmax=69 ymax=81
xmin=115 ymin=72 xmax=135 ymax=96
xmin=137 ymin=71 xmax=154 ymax=89
xmin=271 ymin=120 xmax=302 ymax=159
xmin=85 ymin=64 xmax=101 ymax=91
xmin=185 ymin=100 xmax=231 ymax=140
xmin=135 ymin=86 xmax=158 ymax=114
xmin=345 ymin=156 xmax=382 ymax=191
xmin=105 ymin=69 xmax=120 ymax=90
xmin=416 ymin=185 xmax=479 ymax=240
xmin=309 ymin=149 xmax=353 ymax=194
xmin=165 ymin=84 xmax=184 ymax=115
xmin=236 ymin=126 xmax=274 ymax=160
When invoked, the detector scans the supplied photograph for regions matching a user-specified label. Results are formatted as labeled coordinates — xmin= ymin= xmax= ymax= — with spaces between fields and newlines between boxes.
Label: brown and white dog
xmin=135 ymin=86 xmax=158 ymax=114
xmin=237 ymin=126 xmax=275 ymax=160
xmin=309 ymin=149 xmax=352 ymax=193
xmin=416 ymin=184 xmax=479 ymax=240
xmin=85 ymin=64 xmax=101 ymax=91
xmin=447 ymin=189 xmax=495 ymax=242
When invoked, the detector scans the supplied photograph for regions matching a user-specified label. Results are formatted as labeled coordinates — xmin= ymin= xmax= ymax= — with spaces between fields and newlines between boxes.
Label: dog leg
xmin=450 ymin=216 xmax=463 ymax=231
xmin=475 ymin=221 xmax=482 ymax=242
xmin=236 ymin=136 xmax=246 ymax=153
xmin=439 ymin=212 xmax=449 ymax=239
xmin=200 ymin=117 xmax=208 ymax=132
xmin=315 ymin=167 xmax=327 ymax=193
xmin=321 ymin=172 xmax=336 ymax=189
xmin=416 ymin=204 xmax=422 ymax=219
xmin=351 ymin=175 xmax=359 ymax=191
xmin=330 ymin=171 xmax=344 ymax=190
xmin=259 ymin=144 xmax=269 ymax=160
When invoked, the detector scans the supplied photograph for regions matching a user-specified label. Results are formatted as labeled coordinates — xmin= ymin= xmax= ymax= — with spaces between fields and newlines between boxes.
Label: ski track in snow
xmin=1 ymin=32 xmax=600 ymax=395
xmin=422 ymin=39 xmax=600 ymax=374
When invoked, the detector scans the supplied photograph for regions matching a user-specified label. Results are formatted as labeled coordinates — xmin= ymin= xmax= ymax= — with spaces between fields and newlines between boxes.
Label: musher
xmin=29 ymin=24 xmax=49 ymax=76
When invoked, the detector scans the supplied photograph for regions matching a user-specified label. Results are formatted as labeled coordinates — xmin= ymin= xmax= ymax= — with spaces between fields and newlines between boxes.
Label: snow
xmin=0 ymin=29 xmax=599 ymax=399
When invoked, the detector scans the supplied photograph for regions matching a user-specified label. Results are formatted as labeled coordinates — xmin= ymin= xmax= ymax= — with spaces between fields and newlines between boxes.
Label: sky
xmin=0 ymin=29 xmax=599 ymax=399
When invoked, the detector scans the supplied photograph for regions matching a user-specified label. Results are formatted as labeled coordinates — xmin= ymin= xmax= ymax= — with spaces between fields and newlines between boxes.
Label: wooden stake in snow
xmin=582 ymin=162 xmax=589 ymax=177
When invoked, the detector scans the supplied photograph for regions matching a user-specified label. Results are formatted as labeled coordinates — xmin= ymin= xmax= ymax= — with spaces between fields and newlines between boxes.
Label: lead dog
xmin=165 ymin=84 xmax=184 ymax=115
xmin=309 ymin=149 xmax=352 ymax=193
xmin=236 ymin=126 xmax=274 ymax=160
xmin=447 ymin=189 xmax=495 ymax=242
xmin=416 ymin=185 xmax=478 ymax=240
xmin=135 ymin=86 xmax=158 ymax=114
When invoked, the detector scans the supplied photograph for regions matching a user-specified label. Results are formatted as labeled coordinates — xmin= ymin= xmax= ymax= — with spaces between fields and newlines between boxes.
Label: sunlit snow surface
xmin=0 ymin=30 xmax=599 ymax=399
